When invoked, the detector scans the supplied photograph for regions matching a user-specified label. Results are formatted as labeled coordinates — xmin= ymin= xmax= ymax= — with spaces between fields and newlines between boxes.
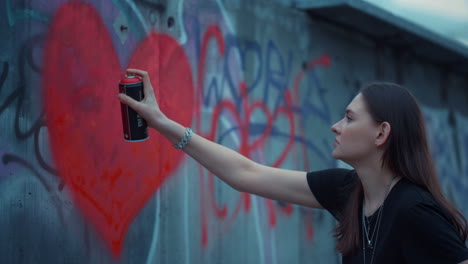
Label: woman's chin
xmin=332 ymin=151 xmax=348 ymax=164
xmin=332 ymin=150 xmax=340 ymax=159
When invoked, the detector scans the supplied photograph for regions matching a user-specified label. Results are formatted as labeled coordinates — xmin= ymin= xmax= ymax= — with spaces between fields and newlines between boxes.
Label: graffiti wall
xmin=0 ymin=0 xmax=467 ymax=263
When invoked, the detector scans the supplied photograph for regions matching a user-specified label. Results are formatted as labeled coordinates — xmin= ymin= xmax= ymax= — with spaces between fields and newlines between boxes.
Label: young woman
xmin=118 ymin=69 xmax=468 ymax=263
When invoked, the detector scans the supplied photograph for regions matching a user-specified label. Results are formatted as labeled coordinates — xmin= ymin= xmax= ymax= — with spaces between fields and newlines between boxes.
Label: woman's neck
xmin=354 ymin=165 xmax=400 ymax=216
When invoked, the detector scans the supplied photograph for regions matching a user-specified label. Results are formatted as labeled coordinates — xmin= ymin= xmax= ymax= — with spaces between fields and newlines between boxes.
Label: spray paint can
xmin=119 ymin=73 xmax=149 ymax=141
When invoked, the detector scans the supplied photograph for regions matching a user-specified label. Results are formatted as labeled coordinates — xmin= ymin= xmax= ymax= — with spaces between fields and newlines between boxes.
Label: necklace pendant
xmin=368 ymin=240 xmax=373 ymax=249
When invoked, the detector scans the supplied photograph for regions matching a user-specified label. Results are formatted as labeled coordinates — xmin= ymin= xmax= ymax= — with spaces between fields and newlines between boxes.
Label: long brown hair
xmin=334 ymin=83 xmax=468 ymax=255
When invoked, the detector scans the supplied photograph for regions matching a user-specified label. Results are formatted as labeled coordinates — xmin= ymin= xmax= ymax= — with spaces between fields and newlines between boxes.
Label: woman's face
xmin=331 ymin=93 xmax=380 ymax=164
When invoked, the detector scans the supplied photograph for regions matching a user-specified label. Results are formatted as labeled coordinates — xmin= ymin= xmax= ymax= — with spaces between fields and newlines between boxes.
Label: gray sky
xmin=364 ymin=0 xmax=468 ymax=47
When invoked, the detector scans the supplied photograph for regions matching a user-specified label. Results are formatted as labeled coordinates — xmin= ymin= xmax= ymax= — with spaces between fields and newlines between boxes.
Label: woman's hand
xmin=118 ymin=69 xmax=167 ymax=129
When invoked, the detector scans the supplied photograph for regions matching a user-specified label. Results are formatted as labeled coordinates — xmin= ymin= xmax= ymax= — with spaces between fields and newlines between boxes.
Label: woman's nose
xmin=331 ymin=120 xmax=340 ymax=134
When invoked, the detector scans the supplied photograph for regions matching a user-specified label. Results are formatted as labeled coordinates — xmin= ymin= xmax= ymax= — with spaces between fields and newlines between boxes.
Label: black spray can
xmin=119 ymin=73 xmax=149 ymax=141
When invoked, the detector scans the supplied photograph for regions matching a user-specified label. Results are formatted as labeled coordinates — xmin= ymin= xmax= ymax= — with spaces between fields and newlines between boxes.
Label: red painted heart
xmin=42 ymin=2 xmax=194 ymax=257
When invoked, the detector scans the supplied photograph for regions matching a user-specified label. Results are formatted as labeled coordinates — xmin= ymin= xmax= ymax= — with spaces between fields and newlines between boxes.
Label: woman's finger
xmin=126 ymin=68 xmax=154 ymax=96
xmin=118 ymin=93 xmax=143 ymax=112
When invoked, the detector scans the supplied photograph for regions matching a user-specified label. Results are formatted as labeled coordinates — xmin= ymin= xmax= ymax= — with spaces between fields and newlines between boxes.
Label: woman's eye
xmin=346 ymin=116 xmax=352 ymax=121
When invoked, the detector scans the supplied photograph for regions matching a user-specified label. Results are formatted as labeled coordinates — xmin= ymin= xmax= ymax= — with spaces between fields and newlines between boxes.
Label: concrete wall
xmin=0 ymin=0 xmax=467 ymax=263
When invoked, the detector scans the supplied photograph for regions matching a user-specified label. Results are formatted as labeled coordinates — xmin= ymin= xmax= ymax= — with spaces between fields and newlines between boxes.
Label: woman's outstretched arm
xmin=118 ymin=69 xmax=323 ymax=209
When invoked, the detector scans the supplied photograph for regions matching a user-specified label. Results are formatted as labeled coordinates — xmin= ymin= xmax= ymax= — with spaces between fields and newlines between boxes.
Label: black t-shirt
xmin=307 ymin=169 xmax=468 ymax=263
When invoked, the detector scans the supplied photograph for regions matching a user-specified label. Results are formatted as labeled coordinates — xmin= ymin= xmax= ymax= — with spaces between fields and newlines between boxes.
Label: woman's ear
xmin=375 ymin=122 xmax=391 ymax=147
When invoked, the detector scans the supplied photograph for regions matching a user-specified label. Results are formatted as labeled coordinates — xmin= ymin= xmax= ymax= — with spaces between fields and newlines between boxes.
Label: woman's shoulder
xmin=391 ymin=179 xmax=449 ymax=223
xmin=391 ymin=181 xmax=468 ymax=262
xmin=306 ymin=168 xmax=357 ymax=192
xmin=394 ymin=179 xmax=434 ymax=205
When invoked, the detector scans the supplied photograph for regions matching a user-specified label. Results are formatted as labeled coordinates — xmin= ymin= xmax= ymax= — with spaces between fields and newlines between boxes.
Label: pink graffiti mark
xmin=196 ymin=25 xmax=299 ymax=246
xmin=292 ymin=54 xmax=331 ymax=172
xmin=304 ymin=209 xmax=314 ymax=241
xmin=195 ymin=25 xmax=226 ymax=247
xmin=292 ymin=54 xmax=331 ymax=241
xmin=42 ymin=2 xmax=193 ymax=257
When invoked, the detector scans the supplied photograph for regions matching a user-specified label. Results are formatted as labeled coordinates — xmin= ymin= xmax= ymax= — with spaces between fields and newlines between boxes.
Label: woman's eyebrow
xmin=345 ymin=109 xmax=355 ymax=115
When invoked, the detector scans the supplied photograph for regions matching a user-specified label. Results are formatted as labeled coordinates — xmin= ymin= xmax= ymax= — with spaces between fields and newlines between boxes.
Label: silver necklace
xmin=363 ymin=205 xmax=382 ymax=249
xmin=362 ymin=175 xmax=396 ymax=264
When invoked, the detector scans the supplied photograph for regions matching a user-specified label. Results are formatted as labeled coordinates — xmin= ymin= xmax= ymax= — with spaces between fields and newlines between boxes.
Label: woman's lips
xmin=334 ymin=138 xmax=339 ymax=147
